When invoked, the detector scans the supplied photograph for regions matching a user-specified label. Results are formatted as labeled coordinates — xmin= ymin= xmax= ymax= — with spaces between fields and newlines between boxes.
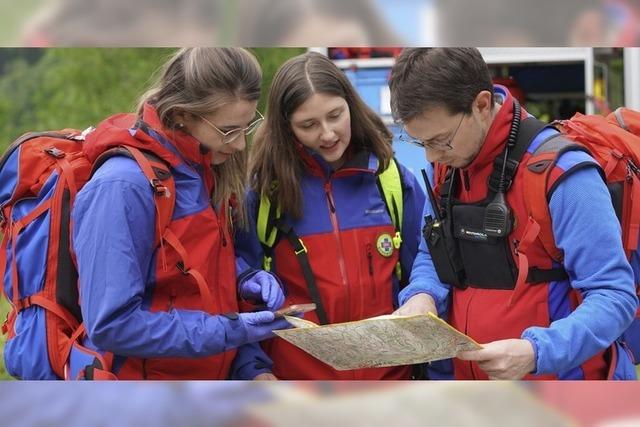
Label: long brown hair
xmin=250 ymin=51 xmax=392 ymax=219
xmin=138 ymin=47 xmax=262 ymax=226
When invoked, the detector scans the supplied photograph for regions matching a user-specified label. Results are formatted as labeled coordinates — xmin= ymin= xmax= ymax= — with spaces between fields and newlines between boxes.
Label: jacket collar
xmin=295 ymin=141 xmax=379 ymax=179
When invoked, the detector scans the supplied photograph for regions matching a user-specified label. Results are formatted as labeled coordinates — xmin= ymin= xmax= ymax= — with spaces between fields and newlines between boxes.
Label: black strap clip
xmin=176 ymin=261 xmax=190 ymax=276
xmin=488 ymin=158 xmax=519 ymax=193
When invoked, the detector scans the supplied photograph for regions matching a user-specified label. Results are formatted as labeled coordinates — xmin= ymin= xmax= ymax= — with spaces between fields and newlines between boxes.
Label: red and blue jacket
xmin=401 ymin=86 xmax=639 ymax=380
xmin=235 ymin=146 xmax=426 ymax=380
xmin=71 ymin=105 xmax=254 ymax=379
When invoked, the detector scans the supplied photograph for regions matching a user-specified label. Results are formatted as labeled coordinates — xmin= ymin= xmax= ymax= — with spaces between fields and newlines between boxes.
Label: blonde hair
xmin=138 ymin=47 xmax=262 ymax=227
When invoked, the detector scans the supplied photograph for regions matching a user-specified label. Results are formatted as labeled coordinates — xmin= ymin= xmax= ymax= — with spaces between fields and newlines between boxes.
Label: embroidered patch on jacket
xmin=376 ymin=234 xmax=394 ymax=257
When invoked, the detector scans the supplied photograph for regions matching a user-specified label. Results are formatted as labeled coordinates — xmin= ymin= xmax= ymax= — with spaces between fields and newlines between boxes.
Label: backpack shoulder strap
xmin=487 ymin=115 xmax=547 ymax=197
xmin=522 ymin=131 xmax=587 ymax=263
xmin=257 ymin=191 xmax=280 ymax=248
xmin=377 ymin=158 xmax=404 ymax=281
xmin=91 ymin=145 xmax=176 ymax=245
xmin=377 ymin=158 xmax=403 ymax=233
xmin=271 ymin=218 xmax=329 ymax=325
xmin=256 ymin=183 xmax=281 ymax=272
xmin=256 ymin=184 xmax=330 ymax=325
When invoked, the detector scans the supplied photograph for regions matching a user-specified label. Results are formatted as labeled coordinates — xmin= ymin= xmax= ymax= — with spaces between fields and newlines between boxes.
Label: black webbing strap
xmin=487 ymin=116 xmax=548 ymax=196
xmin=273 ymin=219 xmax=329 ymax=325
xmin=526 ymin=266 xmax=568 ymax=284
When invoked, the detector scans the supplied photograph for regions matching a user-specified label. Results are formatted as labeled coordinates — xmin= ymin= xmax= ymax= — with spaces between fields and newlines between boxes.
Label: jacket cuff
xmin=231 ymin=359 xmax=273 ymax=380
xmin=237 ymin=268 xmax=260 ymax=286
xmin=236 ymin=255 xmax=258 ymax=281
xmin=218 ymin=314 xmax=249 ymax=352
xmin=521 ymin=330 xmax=542 ymax=375
xmin=398 ymin=288 xmax=445 ymax=318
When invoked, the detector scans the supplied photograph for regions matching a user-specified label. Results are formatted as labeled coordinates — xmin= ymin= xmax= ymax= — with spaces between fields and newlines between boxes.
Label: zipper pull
xmin=324 ymin=182 xmax=336 ymax=213
xmin=366 ymin=243 xmax=374 ymax=275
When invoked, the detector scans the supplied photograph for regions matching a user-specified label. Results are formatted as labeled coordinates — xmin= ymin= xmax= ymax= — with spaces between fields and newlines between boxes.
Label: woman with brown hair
xmin=235 ymin=52 xmax=426 ymax=380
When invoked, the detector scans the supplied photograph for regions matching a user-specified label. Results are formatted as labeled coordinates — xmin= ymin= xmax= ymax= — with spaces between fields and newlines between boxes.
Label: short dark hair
xmin=389 ymin=48 xmax=494 ymax=122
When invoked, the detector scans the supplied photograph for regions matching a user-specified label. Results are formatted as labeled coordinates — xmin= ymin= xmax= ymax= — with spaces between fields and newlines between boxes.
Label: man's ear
xmin=472 ymin=90 xmax=494 ymax=119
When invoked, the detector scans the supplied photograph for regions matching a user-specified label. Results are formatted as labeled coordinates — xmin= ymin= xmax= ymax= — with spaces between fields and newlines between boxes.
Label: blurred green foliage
xmin=0 ymin=48 xmax=174 ymax=148
xmin=251 ymin=47 xmax=306 ymax=113
xmin=0 ymin=48 xmax=305 ymax=152
xmin=0 ymin=0 xmax=44 ymax=45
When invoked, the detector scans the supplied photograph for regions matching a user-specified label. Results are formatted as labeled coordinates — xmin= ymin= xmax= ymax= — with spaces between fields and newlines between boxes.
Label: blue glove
xmin=239 ymin=271 xmax=285 ymax=311
xmin=239 ymin=311 xmax=292 ymax=344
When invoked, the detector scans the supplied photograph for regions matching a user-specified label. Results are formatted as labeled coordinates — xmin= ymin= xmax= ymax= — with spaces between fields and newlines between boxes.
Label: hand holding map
xmin=274 ymin=313 xmax=482 ymax=370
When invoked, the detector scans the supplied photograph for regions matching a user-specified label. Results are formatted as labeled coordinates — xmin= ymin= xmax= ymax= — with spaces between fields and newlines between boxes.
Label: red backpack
xmin=0 ymin=129 xmax=175 ymax=379
xmin=522 ymin=107 xmax=640 ymax=363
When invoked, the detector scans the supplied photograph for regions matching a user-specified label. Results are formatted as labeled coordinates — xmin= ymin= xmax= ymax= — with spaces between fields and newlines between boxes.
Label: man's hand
xmin=457 ymin=339 xmax=536 ymax=380
xmin=393 ymin=293 xmax=437 ymax=316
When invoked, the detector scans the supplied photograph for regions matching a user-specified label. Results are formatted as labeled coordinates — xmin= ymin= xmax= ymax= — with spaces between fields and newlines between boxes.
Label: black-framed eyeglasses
xmin=197 ymin=110 xmax=264 ymax=145
xmin=399 ymin=113 xmax=465 ymax=151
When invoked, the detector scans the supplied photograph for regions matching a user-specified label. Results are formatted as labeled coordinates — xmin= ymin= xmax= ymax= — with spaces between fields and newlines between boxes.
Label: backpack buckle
xmin=294 ymin=239 xmax=307 ymax=255
xmin=176 ymin=261 xmax=190 ymax=275
xmin=150 ymin=178 xmax=168 ymax=196
xmin=44 ymin=147 xmax=66 ymax=159
xmin=1 ymin=309 xmax=10 ymax=335
xmin=489 ymin=158 xmax=518 ymax=193
xmin=263 ymin=256 xmax=272 ymax=272
xmin=76 ymin=126 xmax=95 ymax=141
xmin=14 ymin=296 xmax=32 ymax=311
xmin=392 ymin=231 xmax=402 ymax=249
xmin=395 ymin=262 xmax=402 ymax=280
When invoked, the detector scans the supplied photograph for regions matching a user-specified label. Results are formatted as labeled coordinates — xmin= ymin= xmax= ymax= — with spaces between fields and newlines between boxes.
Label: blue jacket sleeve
xmin=398 ymin=163 xmax=452 ymax=317
xmin=521 ymin=163 xmax=639 ymax=375
xmin=72 ymin=157 xmax=247 ymax=358
xmin=229 ymin=343 xmax=274 ymax=380
xmin=397 ymin=162 xmax=427 ymax=283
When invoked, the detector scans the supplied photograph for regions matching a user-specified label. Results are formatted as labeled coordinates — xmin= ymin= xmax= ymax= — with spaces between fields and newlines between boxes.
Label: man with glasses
xmin=388 ymin=48 xmax=637 ymax=380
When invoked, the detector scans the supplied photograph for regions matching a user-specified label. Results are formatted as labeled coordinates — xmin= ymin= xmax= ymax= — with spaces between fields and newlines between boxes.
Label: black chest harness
xmin=421 ymin=101 xmax=568 ymax=290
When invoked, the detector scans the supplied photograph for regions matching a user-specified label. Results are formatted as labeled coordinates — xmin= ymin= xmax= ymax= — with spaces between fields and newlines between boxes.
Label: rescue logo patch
xmin=376 ymin=234 xmax=394 ymax=257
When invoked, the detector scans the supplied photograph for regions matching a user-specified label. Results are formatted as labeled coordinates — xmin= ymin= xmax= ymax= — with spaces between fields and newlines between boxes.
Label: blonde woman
xmin=71 ymin=48 xmax=288 ymax=379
